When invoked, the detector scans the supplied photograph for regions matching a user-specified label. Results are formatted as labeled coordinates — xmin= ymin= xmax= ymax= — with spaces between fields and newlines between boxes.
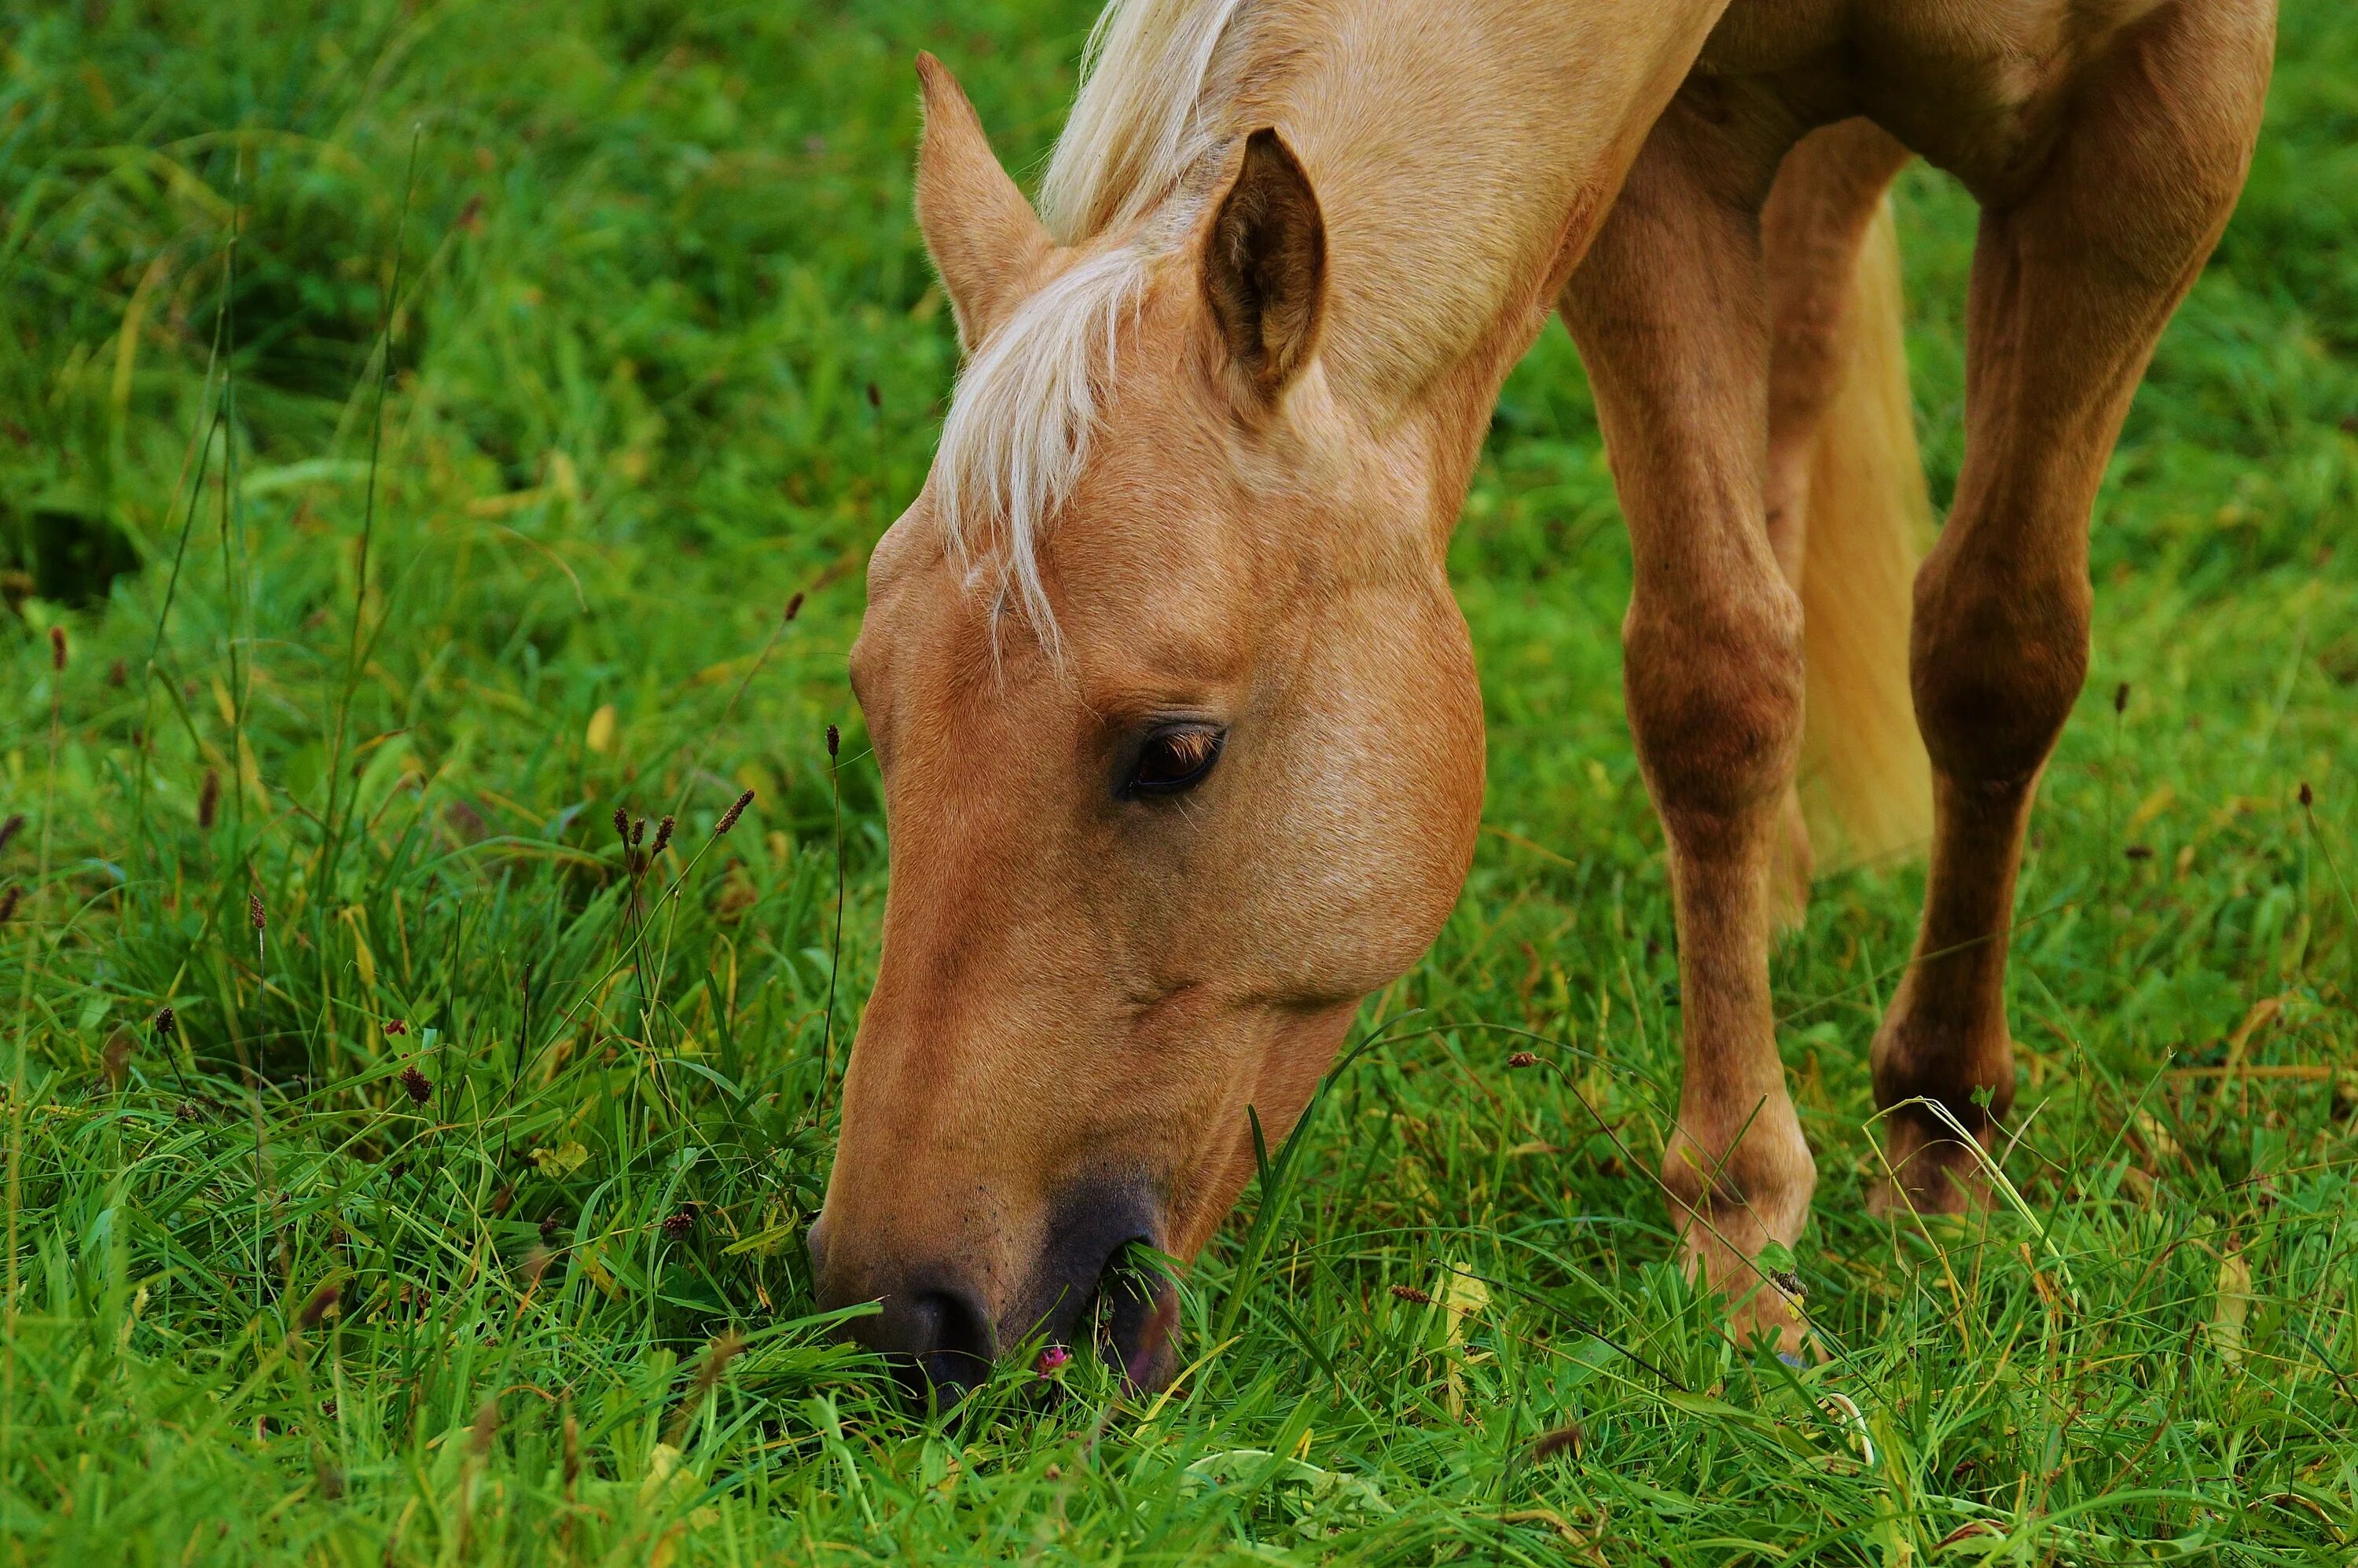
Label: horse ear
xmin=915 ymin=53 xmax=1051 ymax=351
xmin=1202 ymin=128 xmax=1327 ymax=401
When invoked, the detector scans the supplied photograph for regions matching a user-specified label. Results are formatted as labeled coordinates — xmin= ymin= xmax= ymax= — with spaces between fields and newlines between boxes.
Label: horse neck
xmin=1214 ymin=0 xmax=1724 ymax=457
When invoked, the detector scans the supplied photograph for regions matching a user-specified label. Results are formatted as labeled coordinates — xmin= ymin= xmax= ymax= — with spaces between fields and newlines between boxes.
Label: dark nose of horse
xmin=869 ymin=1284 xmax=995 ymax=1401
xmin=811 ymin=1239 xmax=995 ymax=1404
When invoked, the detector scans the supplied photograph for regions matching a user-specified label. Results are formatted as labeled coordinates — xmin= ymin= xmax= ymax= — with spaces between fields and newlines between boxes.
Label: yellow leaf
xmin=1874 ymin=1507 xmax=1915 ymax=1568
xmin=722 ymin=1223 xmax=800 ymax=1258
xmin=578 ymin=1240 xmax=618 ymax=1298
xmin=465 ymin=487 xmax=549 ymax=518
xmin=339 ymin=906 xmax=376 ymax=991
xmin=639 ymin=1442 xmax=687 ymax=1507
xmin=2224 ymin=997 xmax=2286 ymax=1068
xmin=1438 ymin=1265 xmax=1489 ymax=1421
xmin=2209 ymin=1251 xmax=2252 ymax=1366
xmin=2125 ymin=784 xmax=2176 ymax=835
xmin=238 ymin=732 xmax=265 ymax=808
xmin=1440 ymin=1266 xmax=1489 ymax=1347
xmin=585 ymin=704 xmax=617 ymax=755
xmin=690 ymin=655 xmax=751 ymax=687
xmin=2132 ymin=1111 xmax=2180 ymax=1162
xmin=637 ymin=1442 xmax=711 ymax=1526
xmin=529 ymin=1140 xmax=589 ymax=1176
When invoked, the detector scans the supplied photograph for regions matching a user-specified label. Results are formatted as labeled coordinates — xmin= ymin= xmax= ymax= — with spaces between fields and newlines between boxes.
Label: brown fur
xmin=814 ymin=0 xmax=2276 ymax=1375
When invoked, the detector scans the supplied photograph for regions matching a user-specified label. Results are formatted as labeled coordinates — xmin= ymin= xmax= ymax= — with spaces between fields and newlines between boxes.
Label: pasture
xmin=2 ymin=0 xmax=2354 ymax=1560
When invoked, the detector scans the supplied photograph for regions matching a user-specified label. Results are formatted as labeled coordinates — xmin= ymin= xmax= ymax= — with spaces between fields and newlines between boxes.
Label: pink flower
xmin=1034 ymin=1345 xmax=1071 ymax=1378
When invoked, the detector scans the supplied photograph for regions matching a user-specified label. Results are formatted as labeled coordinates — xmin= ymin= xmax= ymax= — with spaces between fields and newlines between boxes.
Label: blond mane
xmin=931 ymin=0 xmax=1256 ymax=642
xmin=1040 ymin=0 xmax=1254 ymax=245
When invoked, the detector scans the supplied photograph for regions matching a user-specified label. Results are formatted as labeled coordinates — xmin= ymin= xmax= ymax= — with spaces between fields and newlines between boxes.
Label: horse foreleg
xmin=1563 ymin=91 xmax=1813 ymax=1352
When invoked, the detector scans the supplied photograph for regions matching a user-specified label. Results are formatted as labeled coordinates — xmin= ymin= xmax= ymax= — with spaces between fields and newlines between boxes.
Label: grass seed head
xmin=0 ymin=813 xmax=23 ymax=854
xmin=399 ymin=1064 xmax=432 ymax=1104
xmin=539 ymin=1213 xmax=561 ymax=1243
xmin=298 ymin=1280 xmax=340 ymax=1327
xmin=784 ymin=590 xmax=803 ymax=621
xmin=715 ymin=789 xmax=753 ymax=835
xmin=632 ymin=815 xmax=646 ymax=848
xmin=197 ymin=769 xmax=220 ymax=829
xmin=2299 ymin=780 xmax=2314 ymax=807
xmin=50 ymin=626 xmax=66 ymax=670
xmin=652 ymin=814 xmax=674 ymax=855
xmin=659 ymin=1210 xmax=695 ymax=1239
xmin=826 ymin=722 xmax=839 ymax=758
xmin=1531 ymin=1423 xmax=1584 ymax=1461
xmin=1507 ymin=1051 xmax=1537 ymax=1068
xmin=612 ymin=805 xmax=630 ymax=844
xmin=0 ymin=886 xmax=18 ymax=924
xmin=153 ymin=1004 xmax=177 ymax=1038
xmin=687 ymin=1328 xmax=744 ymax=1402
xmin=2114 ymin=681 xmax=2131 ymax=714
xmin=248 ymin=892 xmax=266 ymax=931
xmin=1390 ymin=1283 xmax=1432 ymax=1305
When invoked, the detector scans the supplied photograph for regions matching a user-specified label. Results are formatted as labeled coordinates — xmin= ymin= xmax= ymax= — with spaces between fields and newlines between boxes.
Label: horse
xmin=808 ymin=0 xmax=2275 ymax=1394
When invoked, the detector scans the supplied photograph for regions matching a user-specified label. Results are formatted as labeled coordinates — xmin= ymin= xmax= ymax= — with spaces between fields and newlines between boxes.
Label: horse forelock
xmin=934 ymin=245 xmax=1155 ymax=650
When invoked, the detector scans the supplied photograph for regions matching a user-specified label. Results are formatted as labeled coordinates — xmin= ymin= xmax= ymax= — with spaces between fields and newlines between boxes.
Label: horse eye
xmin=1126 ymin=725 xmax=1225 ymax=798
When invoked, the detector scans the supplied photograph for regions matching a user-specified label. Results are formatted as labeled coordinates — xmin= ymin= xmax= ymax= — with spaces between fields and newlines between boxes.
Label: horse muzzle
xmin=809 ymin=1176 xmax=1179 ymax=1405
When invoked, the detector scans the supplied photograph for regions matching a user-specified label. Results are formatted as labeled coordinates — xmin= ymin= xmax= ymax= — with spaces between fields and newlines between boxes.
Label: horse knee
xmin=1908 ymin=545 xmax=2089 ymax=788
xmin=1623 ymin=575 xmax=1804 ymax=836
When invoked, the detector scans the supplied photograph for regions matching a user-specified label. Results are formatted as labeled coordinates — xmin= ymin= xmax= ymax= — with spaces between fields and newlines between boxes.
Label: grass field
xmin=2 ymin=2 xmax=2355 ymax=1561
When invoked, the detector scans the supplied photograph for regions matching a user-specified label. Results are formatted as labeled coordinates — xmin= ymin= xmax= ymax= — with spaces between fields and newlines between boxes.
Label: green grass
xmin=2 ymin=2 xmax=2355 ymax=1561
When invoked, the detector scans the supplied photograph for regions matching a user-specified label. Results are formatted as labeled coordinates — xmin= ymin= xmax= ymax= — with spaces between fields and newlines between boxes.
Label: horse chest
xmin=1701 ymin=0 xmax=2180 ymax=197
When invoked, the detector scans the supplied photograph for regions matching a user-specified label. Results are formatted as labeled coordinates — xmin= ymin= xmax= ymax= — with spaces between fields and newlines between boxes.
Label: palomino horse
xmin=810 ymin=0 xmax=2274 ymax=1390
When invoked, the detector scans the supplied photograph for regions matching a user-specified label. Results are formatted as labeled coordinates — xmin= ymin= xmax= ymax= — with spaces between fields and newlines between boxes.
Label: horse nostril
xmin=850 ymin=1280 xmax=995 ymax=1406
xmin=1100 ymin=1244 xmax=1181 ymax=1390
xmin=912 ymin=1288 xmax=994 ymax=1402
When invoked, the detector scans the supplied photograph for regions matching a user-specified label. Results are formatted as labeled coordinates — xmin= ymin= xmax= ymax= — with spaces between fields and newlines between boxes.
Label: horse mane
xmin=932 ymin=0 xmax=1255 ymax=644
xmin=1041 ymin=0 xmax=1254 ymax=244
